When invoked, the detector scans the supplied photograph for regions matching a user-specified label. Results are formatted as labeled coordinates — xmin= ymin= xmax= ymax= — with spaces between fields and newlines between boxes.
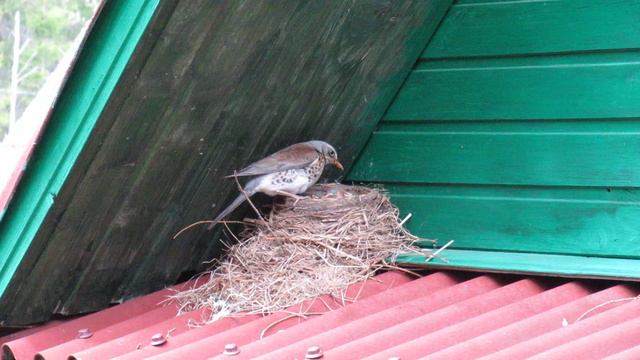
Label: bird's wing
xmin=227 ymin=143 xmax=319 ymax=177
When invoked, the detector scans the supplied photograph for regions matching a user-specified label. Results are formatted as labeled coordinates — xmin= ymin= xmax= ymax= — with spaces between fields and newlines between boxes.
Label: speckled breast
xmin=305 ymin=157 xmax=326 ymax=183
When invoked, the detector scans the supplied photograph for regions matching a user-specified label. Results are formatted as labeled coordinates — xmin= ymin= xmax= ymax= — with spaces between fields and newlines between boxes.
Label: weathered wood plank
xmin=386 ymin=52 xmax=640 ymax=121
xmin=383 ymin=184 xmax=640 ymax=258
xmin=349 ymin=130 xmax=640 ymax=187
xmin=0 ymin=0 xmax=451 ymax=324
xmin=424 ymin=0 xmax=640 ymax=59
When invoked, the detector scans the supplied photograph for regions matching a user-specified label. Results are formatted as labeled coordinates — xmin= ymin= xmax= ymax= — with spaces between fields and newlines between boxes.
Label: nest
xmin=171 ymin=183 xmax=435 ymax=323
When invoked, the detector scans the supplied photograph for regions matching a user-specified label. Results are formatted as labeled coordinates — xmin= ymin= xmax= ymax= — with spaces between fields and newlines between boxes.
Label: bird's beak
xmin=333 ymin=159 xmax=344 ymax=171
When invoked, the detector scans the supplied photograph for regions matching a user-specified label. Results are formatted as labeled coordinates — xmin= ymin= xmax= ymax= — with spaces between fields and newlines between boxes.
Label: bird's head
xmin=307 ymin=140 xmax=344 ymax=171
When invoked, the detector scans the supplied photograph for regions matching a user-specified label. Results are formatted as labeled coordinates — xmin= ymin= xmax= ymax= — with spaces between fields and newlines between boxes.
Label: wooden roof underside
xmin=0 ymin=0 xmax=450 ymax=325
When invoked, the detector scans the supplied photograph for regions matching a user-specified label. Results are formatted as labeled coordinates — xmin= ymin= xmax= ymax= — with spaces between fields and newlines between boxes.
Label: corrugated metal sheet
xmin=2 ymin=270 xmax=639 ymax=359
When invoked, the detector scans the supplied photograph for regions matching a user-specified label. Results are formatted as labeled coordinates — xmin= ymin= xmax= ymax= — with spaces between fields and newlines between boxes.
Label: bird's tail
xmin=207 ymin=178 xmax=259 ymax=230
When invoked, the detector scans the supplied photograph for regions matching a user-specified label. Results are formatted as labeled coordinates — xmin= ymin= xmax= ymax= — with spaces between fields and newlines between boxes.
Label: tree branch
xmin=18 ymin=51 xmax=37 ymax=75
xmin=19 ymin=38 xmax=30 ymax=55
xmin=17 ymin=66 xmax=38 ymax=83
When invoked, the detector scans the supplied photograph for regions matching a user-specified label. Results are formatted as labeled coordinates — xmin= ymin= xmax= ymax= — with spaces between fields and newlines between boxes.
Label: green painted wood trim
xmin=385 ymin=52 xmax=640 ymax=121
xmin=0 ymin=0 xmax=160 ymax=296
xmin=423 ymin=0 xmax=640 ymax=59
xmin=383 ymin=184 xmax=640 ymax=259
xmin=397 ymin=249 xmax=640 ymax=281
xmin=348 ymin=130 xmax=640 ymax=187
xmin=349 ymin=0 xmax=640 ymax=279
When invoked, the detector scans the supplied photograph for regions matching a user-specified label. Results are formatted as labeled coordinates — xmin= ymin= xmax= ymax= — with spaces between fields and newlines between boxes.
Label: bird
xmin=207 ymin=140 xmax=343 ymax=229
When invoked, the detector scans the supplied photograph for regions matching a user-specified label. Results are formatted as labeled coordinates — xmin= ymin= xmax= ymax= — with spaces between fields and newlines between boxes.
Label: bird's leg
xmin=275 ymin=190 xmax=304 ymax=199
xmin=275 ymin=190 xmax=306 ymax=206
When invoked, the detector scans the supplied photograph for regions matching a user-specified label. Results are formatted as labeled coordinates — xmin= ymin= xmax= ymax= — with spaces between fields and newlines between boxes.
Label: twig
xmin=399 ymin=213 xmax=412 ymax=226
xmin=259 ymin=312 xmax=325 ymax=339
xmin=574 ymin=294 xmax=640 ymax=323
xmin=310 ymin=239 xmax=363 ymax=262
xmin=173 ymin=220 xmax=215 ymax=239
xmin=223 ymin=222 xmax=240 ymax=243
xmin=173 ymin=219 xmax=249 ymax=239
xmin=232 ymin=171 xmax=266 ymax=224
xmin=382 ymin=261 xmax=423 ymax=278
xmin=424 ymin=240 xmax=454 ymax=263
xmin=317 ymin=296 xmax=337 ymax=312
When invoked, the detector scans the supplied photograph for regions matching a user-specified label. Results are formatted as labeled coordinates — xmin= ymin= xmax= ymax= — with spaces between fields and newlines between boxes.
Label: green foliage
xmin=0 ymin=0 xmax=98 ymax=138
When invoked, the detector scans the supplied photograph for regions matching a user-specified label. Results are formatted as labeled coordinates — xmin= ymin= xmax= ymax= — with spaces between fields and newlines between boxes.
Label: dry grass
xmin=170 ymin=183 xmax=435 ymax=324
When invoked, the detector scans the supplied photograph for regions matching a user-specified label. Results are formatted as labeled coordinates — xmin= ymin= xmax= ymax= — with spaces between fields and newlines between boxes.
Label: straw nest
xmin=171 ymin=183 xmax=434 ymax=324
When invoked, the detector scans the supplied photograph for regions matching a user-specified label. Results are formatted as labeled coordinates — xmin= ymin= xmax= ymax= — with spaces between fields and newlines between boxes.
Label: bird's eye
xmin=329 ymin=150 xmax=335 ymax=157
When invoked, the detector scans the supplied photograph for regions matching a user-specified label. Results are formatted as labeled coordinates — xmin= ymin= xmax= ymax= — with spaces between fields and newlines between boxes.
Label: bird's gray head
xmin=306 ymin=140 xmax=343 ymax=170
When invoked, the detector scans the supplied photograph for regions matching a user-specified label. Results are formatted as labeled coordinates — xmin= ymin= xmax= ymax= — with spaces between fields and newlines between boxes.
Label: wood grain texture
xmin=0 ymin=0 xmax=451 ymax=324
xmin=348 ymin=130 xmax=640 ymax=187
xmin=424 ymin=0 xmax=640 ymax=59
xmin=386 ymin=52 xmax=640 ymax=121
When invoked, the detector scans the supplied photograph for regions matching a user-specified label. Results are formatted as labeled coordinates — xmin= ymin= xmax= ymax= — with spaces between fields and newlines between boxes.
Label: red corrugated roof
xmin=2 ymin=270 xmax=639 ymax=359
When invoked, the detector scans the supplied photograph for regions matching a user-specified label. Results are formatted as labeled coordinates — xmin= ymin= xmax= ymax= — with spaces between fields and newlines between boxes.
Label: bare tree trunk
xmin=9 ymin=11 xmax=20 ymax=131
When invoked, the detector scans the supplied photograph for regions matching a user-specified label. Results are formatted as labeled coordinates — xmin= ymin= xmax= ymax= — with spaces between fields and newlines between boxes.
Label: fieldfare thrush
xmin=208 ymin=140 xmax=343 ymax=229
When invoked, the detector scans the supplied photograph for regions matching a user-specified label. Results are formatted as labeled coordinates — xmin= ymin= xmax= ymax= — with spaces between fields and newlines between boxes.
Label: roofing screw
xmin=150 ymin=333 xmax=167 ymax=346
xmin=77 ymin=328 xmax=92 ymax=339
xmin=305 ymin=345 xmax=323 ymax=359
xmin=223 ymin=343 xmax=240 ymax=356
